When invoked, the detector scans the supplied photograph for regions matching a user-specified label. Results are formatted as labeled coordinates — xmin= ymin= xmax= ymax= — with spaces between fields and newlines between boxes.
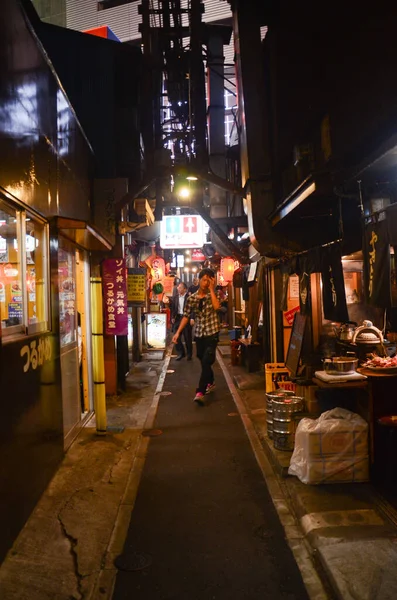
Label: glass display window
xmin=0 ymin=197 xmax=49 ymax=338
xmin=58 ymin=238 xmax=77 ymax=347
xmin=0 ymin=200 xmax=23 ymax=334
xmin=25 ymin=216 xmax=49 ymax=332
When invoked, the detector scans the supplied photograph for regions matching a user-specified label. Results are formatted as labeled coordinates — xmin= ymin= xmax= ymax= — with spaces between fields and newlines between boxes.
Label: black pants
xmin=173 ymin=316 xmax=193 ymax=357
xmin=195 ymin=334 xmax=218 ymax=394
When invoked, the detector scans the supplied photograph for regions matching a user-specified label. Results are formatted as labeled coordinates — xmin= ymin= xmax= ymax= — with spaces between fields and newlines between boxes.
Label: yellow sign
xmin=127 ymin=268 xmax=146 ymax=303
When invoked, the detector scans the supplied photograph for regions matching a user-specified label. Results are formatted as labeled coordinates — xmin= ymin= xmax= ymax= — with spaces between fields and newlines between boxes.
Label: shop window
xmin=0 ymin=200 xmax=23 ymax=334
xmin=0 ymin=198 xmax=49 ymax=338
xmin=58 ymin=238 xmax=77 ymax=347
xmin=25 ymin=216 xmax=49 ymax=333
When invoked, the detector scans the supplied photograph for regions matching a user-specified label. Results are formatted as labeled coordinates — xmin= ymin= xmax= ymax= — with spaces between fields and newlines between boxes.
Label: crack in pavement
xmin=57 ymin=509 xmax=84 ymax=600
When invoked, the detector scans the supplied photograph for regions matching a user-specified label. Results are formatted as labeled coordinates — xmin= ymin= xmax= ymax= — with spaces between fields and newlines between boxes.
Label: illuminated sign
xmin=147 ymin=312 xmax=167 ymax=348
xmin=160 ymin=215 xmax=206 ymax=249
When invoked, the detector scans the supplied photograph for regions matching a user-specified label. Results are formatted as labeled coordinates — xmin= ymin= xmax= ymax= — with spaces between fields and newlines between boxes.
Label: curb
xmin=216 ymin=350 xmax=331 ymax=600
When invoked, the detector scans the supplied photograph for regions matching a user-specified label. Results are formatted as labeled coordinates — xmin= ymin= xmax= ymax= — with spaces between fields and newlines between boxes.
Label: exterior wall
xmin=66 ymin=0 xmax=232 ymax=42
xmin=38 ymin=22 xmax=141 ymax=182
xmin=31 ymin=0 xmax=67 ymax=26
xmin=0 ymin=0 xmax=94 ymax=562
xmin=265 ymin=0 xmax=397 ymax=201
xmin=0 ymin=2 xmax=93 ymax=222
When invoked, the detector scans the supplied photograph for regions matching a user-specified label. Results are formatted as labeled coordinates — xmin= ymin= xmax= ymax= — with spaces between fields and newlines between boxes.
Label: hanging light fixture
xmin=220 ymin=257 xmax=235 ymax=283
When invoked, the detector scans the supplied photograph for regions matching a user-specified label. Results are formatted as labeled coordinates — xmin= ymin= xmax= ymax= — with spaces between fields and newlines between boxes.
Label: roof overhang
xmin=269 ymin=174 xmax=343 ymax=251
xmin=55 ymin=217 xmax=113 ymax=251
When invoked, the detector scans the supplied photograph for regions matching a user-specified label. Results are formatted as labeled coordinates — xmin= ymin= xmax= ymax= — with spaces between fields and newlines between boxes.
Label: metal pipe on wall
xmin=91 ymin=276 xmax=107 ymax=435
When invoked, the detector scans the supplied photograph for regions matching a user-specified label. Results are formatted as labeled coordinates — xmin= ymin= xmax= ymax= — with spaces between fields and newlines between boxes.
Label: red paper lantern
xmin=220 ymin=257 xmax=235 ymax=283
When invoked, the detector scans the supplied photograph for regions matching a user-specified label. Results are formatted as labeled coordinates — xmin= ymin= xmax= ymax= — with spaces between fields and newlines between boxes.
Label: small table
xmin=238 ymin=338 xmax=261 ymax=372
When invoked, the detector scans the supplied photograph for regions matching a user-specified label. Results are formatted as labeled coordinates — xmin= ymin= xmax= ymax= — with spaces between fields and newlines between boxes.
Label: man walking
xmin=172 ymin=268 xmax=221 ymax=405
xmin=171 ymin=281 xmax=193 ymax=361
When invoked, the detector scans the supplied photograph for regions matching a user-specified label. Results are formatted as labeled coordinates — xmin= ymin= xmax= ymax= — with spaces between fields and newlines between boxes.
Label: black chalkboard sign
xmin=285 ymin=312 xmax=307 ymax=377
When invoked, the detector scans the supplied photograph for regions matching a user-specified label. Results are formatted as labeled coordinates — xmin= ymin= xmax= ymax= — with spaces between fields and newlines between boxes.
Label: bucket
xmin=266 ymin=390 xmax=294 ymax=439
xmin=273 ymin=396 xmax=304 ymax=451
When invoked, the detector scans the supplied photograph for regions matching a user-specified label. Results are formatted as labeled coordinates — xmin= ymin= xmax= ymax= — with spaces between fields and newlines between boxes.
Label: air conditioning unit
xmin=118 ymin=198 xmax=155 ymax=234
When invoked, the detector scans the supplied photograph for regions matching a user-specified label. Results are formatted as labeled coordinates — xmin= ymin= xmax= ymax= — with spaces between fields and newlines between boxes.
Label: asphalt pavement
xmin=1 ymin=338 xmax=397 ymax=600
xmin=112 ymin=352 xmax=310 ymax=600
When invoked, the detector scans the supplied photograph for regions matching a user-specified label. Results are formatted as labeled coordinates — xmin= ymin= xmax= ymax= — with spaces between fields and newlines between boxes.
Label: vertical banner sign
xmin=127 ymin=268 xmax=146 ymax=304
xmin=102 ymin=259 xmax=128 ymax=335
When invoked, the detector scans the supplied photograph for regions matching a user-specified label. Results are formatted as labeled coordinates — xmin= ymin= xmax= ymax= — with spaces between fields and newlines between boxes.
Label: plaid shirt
xmin=184 ymin=291 xmax=221 ymax=337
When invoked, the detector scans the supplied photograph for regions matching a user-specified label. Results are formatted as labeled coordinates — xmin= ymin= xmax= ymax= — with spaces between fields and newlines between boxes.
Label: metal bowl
xmin=322 ymin=357 xmax=358 ymax=374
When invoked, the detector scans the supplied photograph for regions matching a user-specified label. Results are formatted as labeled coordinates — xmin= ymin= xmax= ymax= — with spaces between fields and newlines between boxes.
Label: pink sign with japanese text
xmin=102 ymin=259 xmax=128 ymax=335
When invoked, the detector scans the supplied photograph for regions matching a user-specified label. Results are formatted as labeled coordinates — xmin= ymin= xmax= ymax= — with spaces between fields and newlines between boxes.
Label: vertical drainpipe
xmin=91 ymin=276 xmax=107 ymax=435
xmin=207 ymin=29 xmax=227 ymax=220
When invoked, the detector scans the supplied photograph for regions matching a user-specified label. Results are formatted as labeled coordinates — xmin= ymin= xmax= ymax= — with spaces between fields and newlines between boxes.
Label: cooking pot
xmin=334 ymin=321 xmax=357 ymax=341
xmin=322 ymin=356 xmax=358 ymax=374
xmin=352 ymin=320 xmax=383 ymax=345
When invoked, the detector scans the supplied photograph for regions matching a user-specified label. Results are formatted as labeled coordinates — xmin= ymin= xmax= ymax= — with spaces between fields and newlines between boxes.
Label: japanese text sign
xmin=102 ymin=259 xmax=128 ymax=335
xmin=127 ymin=268 xmax=146 ymax=304
xmin=160 ymin=215 xmax=206 ymax=249
xmin=284 ymin=305 xmax=300 ymax=326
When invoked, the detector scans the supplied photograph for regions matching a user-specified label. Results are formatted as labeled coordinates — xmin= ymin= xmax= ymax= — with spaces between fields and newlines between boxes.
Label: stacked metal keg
xmin=265 ymin=389 xmax=304 ymax=451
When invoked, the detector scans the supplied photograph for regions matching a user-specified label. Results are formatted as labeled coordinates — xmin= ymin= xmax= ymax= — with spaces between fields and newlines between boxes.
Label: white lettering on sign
xmin=20 ymin=337 xmax=52 ymax=373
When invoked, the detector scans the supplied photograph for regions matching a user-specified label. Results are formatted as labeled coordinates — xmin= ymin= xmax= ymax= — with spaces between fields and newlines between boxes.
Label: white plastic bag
xmin=288 ymin=407 xmax=369 ymax=484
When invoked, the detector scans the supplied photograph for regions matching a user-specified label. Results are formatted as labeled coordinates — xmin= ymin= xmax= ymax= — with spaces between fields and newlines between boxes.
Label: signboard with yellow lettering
xmin=127 ymin=268 xmax=146 ymax=304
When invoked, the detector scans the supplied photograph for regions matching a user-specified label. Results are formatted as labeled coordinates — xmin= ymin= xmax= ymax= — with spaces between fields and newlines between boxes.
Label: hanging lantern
xmin=220 ymin=257 xmax=235 ymax=283
xmin=145 ymin=255 xmax=165 ymax=286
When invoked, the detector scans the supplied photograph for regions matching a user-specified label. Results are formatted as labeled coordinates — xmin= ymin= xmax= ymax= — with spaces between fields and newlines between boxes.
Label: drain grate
xmin=142 ymin=429 xmax=163 ymax=437
xmin=106 ymin=425 xmax=125 ymax=433
xmin=114 ymin=551 xmax=152 ymax=572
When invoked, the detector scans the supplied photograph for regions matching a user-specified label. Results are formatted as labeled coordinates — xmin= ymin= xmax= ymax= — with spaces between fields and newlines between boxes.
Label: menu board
xmin=285 ymin=312 xmax=307 ymax=377
xmin=147 ymin=312 xmax=167 ymax=348
xmin=127 ymin=268 xmax=146 ymax=304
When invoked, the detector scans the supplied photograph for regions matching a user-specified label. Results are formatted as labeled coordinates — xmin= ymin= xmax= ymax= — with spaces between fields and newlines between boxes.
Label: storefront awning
xmin=56 ymin=217 xmax=113 ymax=251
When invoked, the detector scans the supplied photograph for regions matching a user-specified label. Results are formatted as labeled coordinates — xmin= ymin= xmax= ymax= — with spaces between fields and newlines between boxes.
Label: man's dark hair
xmin=178 ymin=281 xmax=187 ymax=290
xmin=199 ymin=268 xmax=215 ymax=279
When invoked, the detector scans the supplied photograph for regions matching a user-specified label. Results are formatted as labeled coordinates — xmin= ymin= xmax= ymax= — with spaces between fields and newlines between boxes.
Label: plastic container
xmin=265 ymin=362 xmax=290 ymax=393
xmin=228 ymin=327 xmax=242 ymax=341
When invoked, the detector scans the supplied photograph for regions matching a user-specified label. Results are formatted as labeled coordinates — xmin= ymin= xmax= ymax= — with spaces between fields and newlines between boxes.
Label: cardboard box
xmin=305 ymin=455 xmax=369 ymax=484
xmin=299 ymin=428 xmax=368 ymax=458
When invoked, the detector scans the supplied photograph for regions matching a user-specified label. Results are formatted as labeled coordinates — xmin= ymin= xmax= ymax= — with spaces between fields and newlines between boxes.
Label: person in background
xmin=188 ymin=276 xmax=199 ymax=295
xmin=216 ymin=285 xmax=228 ymax=326
xmin=172 ymin=268 xmax=221 ymax=405
xmin=171 ymin=282 xmax=193 ymax=361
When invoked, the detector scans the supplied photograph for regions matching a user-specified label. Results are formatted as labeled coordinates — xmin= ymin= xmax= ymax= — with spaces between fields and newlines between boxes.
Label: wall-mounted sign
xmin=191 ymin=249 xmax=206 ymax=262
xmin=160 ymin=215 xmax=206 ymax=249
xmin=102 ymin=258 xmax=128 ymax=335
xmin=162 ymin=276 xmax=175 ymax=295
xmin=284 ymin=305 xmax=300 ymax=326
xmin=127 ymin=268 xmax=146 ymax=304
xmin=176 ymin=254 xmax=184 ymax=267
